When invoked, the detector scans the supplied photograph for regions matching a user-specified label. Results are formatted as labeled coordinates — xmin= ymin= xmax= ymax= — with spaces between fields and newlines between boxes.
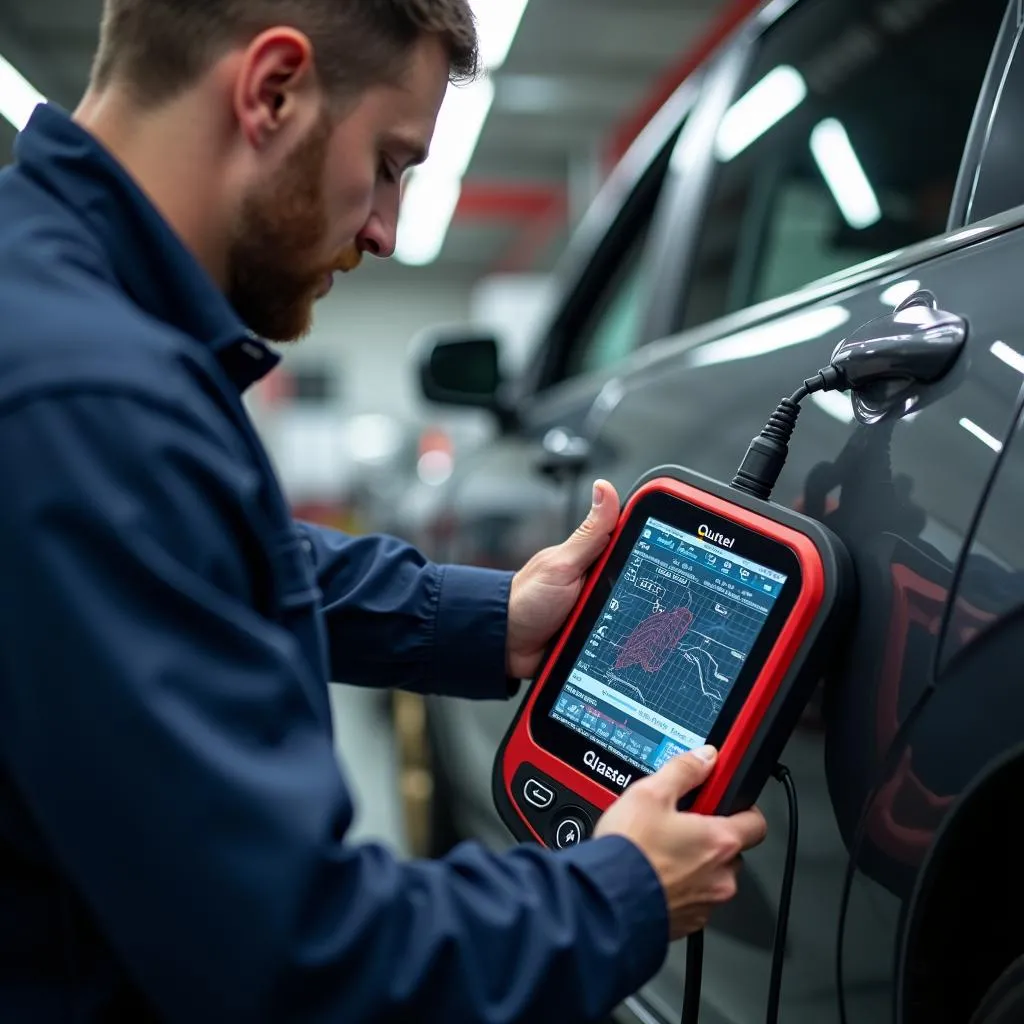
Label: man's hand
xmin=506 ymin=480 xmax=620 ymax=680
xmin=595 ymin=746 xmax=768 ymax=939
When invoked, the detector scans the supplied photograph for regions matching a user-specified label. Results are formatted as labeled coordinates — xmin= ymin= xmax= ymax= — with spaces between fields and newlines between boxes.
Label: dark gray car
xmin=399 ymin=0 xmax=1024 ymax=1020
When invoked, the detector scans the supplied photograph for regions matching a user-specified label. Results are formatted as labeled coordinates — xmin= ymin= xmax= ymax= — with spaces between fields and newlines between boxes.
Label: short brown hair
xmin=91 ymin=0 xmax=479 ymax=107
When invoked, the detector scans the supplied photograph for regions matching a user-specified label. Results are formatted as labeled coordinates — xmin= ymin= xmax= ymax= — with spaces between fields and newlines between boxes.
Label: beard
xmin=226 ymin=111 xmax=362 ymax=343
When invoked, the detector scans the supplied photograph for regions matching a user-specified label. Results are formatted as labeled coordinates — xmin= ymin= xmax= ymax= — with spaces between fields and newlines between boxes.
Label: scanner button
xmin=523 ymin=778 xmax=555 ymax=810
xmin=555 ymin=816 xmax=586 ymax=849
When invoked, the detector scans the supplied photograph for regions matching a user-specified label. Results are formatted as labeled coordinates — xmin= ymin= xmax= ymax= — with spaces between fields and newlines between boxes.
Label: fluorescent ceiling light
xmin=391 ymin=0 xmax=524 ymax=266
xmin=715 ymin=65 xmax=807 ymax=162
xmin=688 ymin=304 xmax=851 ymax=369
xmin=394 ymin=75 xmax=494 ymax=265
xmin=0 ymin=54 xmax=45 ymax=131
xmin=810 ymin=118 xmax=882 ymax=230
xmin=991 ymin=340 xmax=1024 ymax=375
xmin=422 ymin=77 xmax=495 ymax=180
xmin=960 ymin=417 xmax=1003 ymax=453
xmin=395 ymin=173 xmax=463 ymax=266
xmin=879 ymin=280 xmax=920 ymax=308
xmin=473 ymin=0 xmax=530 ymax=70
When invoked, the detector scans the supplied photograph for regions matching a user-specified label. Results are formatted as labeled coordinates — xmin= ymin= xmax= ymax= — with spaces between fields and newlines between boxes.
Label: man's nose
xmin=357 ymin=217 xmax=396 ymax=260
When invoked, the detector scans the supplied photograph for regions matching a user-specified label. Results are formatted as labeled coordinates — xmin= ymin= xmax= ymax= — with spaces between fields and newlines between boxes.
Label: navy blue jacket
xmin=0 ymin=104 xmax=669 ymax=1023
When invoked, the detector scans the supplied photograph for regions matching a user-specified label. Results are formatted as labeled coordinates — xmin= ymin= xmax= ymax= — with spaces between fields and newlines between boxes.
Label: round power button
xmin=554 ymin=815 xmax=586 ymax=849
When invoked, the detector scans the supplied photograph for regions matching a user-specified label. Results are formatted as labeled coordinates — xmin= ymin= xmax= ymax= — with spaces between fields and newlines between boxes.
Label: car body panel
xmin=565 ymin=229 xmax=1024 ymax=1022
xmin=891 ymin=400 xmax=1024 ymax=1022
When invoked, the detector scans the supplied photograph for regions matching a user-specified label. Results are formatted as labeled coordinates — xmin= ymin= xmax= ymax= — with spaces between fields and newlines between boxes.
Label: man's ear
xmin=233 ymin=27 xmax=317 ymax=148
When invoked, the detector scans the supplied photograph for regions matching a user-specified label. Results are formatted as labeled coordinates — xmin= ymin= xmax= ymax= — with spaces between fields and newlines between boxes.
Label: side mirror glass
xmin=415 ymin=328 xmax=515 ymax=424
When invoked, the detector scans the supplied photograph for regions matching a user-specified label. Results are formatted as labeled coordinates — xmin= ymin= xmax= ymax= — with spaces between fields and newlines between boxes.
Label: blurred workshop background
xmin=0 ymin=0 xmax=750 ymax=857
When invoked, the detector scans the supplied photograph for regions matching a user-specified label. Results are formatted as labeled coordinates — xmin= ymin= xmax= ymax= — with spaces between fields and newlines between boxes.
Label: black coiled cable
xmin=731 ymin=368 xmax=843 ymax=501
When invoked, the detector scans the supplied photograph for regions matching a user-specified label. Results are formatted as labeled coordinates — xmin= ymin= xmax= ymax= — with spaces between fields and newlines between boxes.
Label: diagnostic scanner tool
xmin=493 ymin=463 xmax=853 ymax=850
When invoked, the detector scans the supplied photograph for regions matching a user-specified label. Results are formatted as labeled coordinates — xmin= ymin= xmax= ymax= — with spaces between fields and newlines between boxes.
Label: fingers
xmin=647 ymin=746 xmax=717 ymax=802
xmin=725 ymin=806 xmax=768 ymax=851
xmin=647 ymin=752 xmax=766 ymax=850
xmin=559 ymin=479 xmax=621 ymax=569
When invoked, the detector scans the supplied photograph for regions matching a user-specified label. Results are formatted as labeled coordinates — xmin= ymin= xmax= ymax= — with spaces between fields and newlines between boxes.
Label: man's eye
xmin=379 ymin=161 xmax=398 ymax=184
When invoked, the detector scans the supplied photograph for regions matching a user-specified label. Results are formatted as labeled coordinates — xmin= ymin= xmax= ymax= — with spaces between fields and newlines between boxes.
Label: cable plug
xmin=730 ymin=398 xmax=802 ymax=500
xmin=730 ymin=365 xmax=849 ymax=501
xmin=801 ymin=364 xmax=846 ymax=397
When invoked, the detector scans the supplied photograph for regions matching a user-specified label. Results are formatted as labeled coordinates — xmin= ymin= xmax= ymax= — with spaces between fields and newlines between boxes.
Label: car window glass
xmin=679 ymin=0 xmax=1006 ymax=332
xmin=561 ymin=222 xmax=653 ymax=379
xmin=539 ymin=116 xmax=687 ymax=390
xmin=964 ymin=15 xmax=1024 ymax=224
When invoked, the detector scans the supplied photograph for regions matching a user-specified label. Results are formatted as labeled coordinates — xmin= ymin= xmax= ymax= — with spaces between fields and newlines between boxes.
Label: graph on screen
xmin=551 ymin=517 xmax=786 ymax=769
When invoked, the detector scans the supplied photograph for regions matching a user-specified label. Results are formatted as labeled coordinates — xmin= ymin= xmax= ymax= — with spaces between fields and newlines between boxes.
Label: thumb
xmin=649 ymin=746 xmax=717 ymax=802
xmin=560 ymin=480 xmax=620 ymax=569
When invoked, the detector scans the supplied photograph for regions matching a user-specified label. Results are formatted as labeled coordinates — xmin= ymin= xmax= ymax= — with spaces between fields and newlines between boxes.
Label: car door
xmin=560 ymin=1 xmax=1015 ymax=1022
xmin=418 ymin=79 xmax=705 ymax=851
xmin=861 ymin=10 xmax=1024 ymax=1024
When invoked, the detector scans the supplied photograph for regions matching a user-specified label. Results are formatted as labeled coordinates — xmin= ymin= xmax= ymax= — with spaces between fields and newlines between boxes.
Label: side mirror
xmin=415 ymin=327 xmax=518 ymax=429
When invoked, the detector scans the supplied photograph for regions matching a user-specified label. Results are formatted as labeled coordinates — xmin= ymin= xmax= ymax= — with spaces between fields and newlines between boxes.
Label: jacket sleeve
xmin=295 ymin=521 xmax=518 ymax=699
xmin=0 ymin=391 xmax=669 ymax=1024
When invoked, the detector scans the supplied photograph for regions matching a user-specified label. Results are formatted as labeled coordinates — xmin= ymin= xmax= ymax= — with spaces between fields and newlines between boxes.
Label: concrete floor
xmin=328 ymin=684 xmax=410 ymax=857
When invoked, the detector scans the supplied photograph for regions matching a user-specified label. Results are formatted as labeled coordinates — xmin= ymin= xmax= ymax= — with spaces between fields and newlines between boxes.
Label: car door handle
xmin=537 ymin=427 xmax=592 ymax=478
xmin=831 ymin=289 xmax=968 ymax=423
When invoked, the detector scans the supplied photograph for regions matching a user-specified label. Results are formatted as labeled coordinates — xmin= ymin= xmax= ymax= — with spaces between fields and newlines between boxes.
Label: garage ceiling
xmin=0 ymin=0 xmax=732 ymax=275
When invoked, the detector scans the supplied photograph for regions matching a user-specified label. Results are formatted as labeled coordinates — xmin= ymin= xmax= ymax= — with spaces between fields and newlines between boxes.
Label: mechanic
xmin=0 ymin=2 xmax=767 ymax=1022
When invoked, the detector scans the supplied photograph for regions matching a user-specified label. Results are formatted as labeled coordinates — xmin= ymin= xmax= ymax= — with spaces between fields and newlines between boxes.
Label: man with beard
xmin=0 ymin=2 xmax=767 ymax=1022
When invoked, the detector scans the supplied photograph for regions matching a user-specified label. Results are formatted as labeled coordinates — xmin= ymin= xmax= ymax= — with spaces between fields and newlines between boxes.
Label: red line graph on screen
xmin=615 ymin=607 xmax=694 ymax=673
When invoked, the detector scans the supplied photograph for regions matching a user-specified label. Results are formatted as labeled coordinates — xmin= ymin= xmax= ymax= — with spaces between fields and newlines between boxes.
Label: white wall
xmin=278 ymin=261 xmax=478 ymax=421
xmin=246 ymin=263 xmax=477 ymax=501
xmin=469 ymin=273 xmax=558 ymax=378
xmin=246 ymin=262 xmax=557 ymax=503
xmin=254 ymin=262 xmax=557 ymax=420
